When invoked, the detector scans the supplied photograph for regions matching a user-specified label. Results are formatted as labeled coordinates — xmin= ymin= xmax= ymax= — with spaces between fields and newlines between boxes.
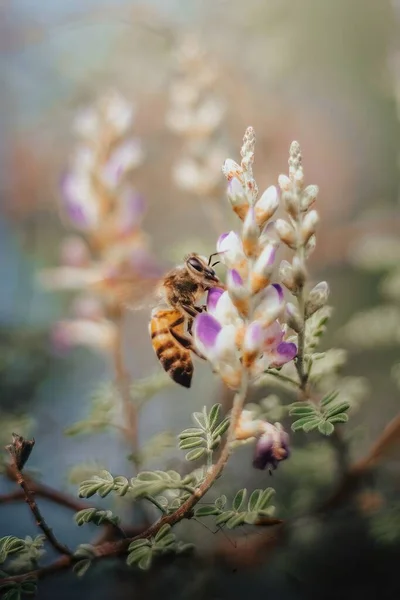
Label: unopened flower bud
xmin=275 ymin=219 xmax=297 ymax=249
xmin=305 ymin=234 xmax=316 ymax=257
xmin=255 ymin=185 xmax=279 ymax=228
xmin=242 ymin=207 xmax=259 ymax=258
xmin=301 ymin=185 xmax=319 ymax=211
xmin=305 ymin=281 xmax=330 ymax=317
xmin=250 ymin=244 xmax=277 ymax=294
xmin=292 ymin=256 xmax=307 ymax=289
xmin=222 ymin=158 xmax=243 ymax=183
xmin=227 ymin=177 xmax=249 ymax=220
xmin=279 ymin=260 xmax=296 ymax=292
xmin=285 ymin=302 xmax=302 ymax=332
xmin=293 ymin=167 xmax=304 ymax=190
xmin=300 ymin=210 xmax=319 ymax=244
xmin=282 ymin=191 xmax=299 ymax=219
xmin=226 ymin=269 xmax=249 ymax=316
xmin=278 ymin=174 xmax=291 ymax=192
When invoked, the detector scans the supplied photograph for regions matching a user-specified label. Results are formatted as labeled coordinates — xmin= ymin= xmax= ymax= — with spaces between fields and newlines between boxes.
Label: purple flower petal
xmin=253 ymin=428 xmax=290 ymax=471
xmin=269 ymin=341 xmax=297 ymax=367
xmin=272 ymin=283 xmax=284 ymax=301
xmin=229 ymin=269 xmax=243 ymax=286
xmin=207 ymin=287 xmax=225 ymax=313
xmin=193 ymin=313 xmax=221 ymax=350
xmin=60 ymin=172 xmax=97 ymax=230
xmin=263 ymin=321 xmax=284 ymax=351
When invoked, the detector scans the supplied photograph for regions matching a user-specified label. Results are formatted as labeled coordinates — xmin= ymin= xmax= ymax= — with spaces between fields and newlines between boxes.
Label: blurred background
xmin=1 ymin=0 xmax=400 ymax=599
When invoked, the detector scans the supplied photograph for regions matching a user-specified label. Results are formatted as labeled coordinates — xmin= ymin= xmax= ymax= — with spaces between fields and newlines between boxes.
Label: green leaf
xmin=291 ymin=416 xmax=320 ymax=432
xmin=128 ymin=539 xmax=151 ymax=551
xmin=192 ymin=411 xmax=207 ymax=430
xmin=324 ymin=402 xmax=351 ymax=418
xmin=78 ymin=470 xmax=120 ymax=499
xmin=328 ymin=413 xmax=349 ymax=424
xmin=289 ymin=406 xmax=318 ymax=416
xmin=302 ymin=419 xmax=322 ymax=432
xmin=138 ymin=552 xmax=152 ymax=570
xmin=232 ymin=489 xmax=247 ymax=511
xmin=73 ymin=559 xmax=91 ymax=578
xmin=226 ymin=513 xmax=246 ymax=529
xmin=127 ymin=546 xmax=151 ymax=567
xmin=154 ymin=524 xmax=171 ymax=542
xmin=74 ymin=508 xmax=120 ymax=527
xmin=208 ymin=404 xmax=221 ymax=431
xmin=215 ymin=511 xmax=235 ymax=526
xmin=195 ymin=506 xmax=221 ymax=517
xmin=178 ymin=428 xmax=204 ymax=439
xmin=136 ymin=471 xmax=164 ymax=482
xmin=154 ymin=534 xmax=175 ymax=549
xmin=212 ymin=418 xmax=230 ymax=438
xmin=0 ymin=536 xmax=25 ymax=564
xmin=318 ymin=421 xmax=335 ymax=436
xmin=3 ymin=589 xmax=20 ymax=600
xmin=185 ymin=448 xmax=206 ymax=461
xmin=248 ymin=489 xmax=262 ymax=512
xmin=256 ymin=488 xmax=275 ymax=511
xmin=74 ymin=544 xmax=96 ymax=560
xmin=244 ymin=511 xmax=259 ymax=524
xmin=215 ymin=495 xmax=227 ymax=510
xmin=179 ymin=437 xmax=205 ymax=450
xmin=320 ymin=390 xmax=340 ymax=407
xmin=20 ymin=580 xmax=37 ymax=595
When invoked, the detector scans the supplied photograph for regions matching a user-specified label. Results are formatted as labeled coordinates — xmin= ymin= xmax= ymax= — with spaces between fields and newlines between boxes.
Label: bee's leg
xmin=169 ymin=327 xmax=206 ymax=360
xmin=187 ymin=317 xmax=194 ymax=336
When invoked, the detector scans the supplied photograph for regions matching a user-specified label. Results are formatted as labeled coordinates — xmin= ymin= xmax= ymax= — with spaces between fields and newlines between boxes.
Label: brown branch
xmin=3 ymin=464 xmax=90 ymax=512
xmin=1 ymin=381 xmax=250 ymax=585
xmin=5 ymin=461 xmax=72 ymax=557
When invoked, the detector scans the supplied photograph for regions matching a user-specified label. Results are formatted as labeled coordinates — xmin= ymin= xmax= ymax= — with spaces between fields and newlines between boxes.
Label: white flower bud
xmin=242 ymin=207 xmax=260 ymax=258
xmin=278 ymin=174 xmax=291 ymax=192
xmin=301 ymin=185 xmax=319 ymax=211
xmin=285 ymin=302 xmax=302 ymax=333
xmin=279 ymin=260 xmax=296 ymax=292
xmin=292 ymin=256 xmax=307 ymax=289
xmin=300 ymin=210 xmax=319 ymax=244
xmin=305 ymin=234 xmax=317 ymax=257
xmin=293 ymin=167 xmax=304 ymax=190
xmin=227 ymin=177 xmax=249 ymax=221
xmin=251 ymin=244 xmax=277 ymax=294
xmin=282 ymin=191 xmax=299 ymax=219
xmin=305 ymin=281 xmax=330 ymax=317
xmin=222 ymin=159 xmax=243 ymax=183
xmin=255 ymin=185 xmax=279 ymax=228
xmin=275 ymin=219 xmax=297 ymax=249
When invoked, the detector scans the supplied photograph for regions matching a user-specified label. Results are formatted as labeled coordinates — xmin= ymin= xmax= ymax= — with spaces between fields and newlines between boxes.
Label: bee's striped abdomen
xmin=150 ymin=308 xmax=193 ymax=388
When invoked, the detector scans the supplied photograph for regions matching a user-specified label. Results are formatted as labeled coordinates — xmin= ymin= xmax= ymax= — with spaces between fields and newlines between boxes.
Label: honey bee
xmin=150 ymin=253 xmax=223 ymax=388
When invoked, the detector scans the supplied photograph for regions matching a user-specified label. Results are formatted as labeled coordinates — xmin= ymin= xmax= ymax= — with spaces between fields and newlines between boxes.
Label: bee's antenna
xmin=211 ymin=261 xmax=220 ymax=268
xmin=208 ymin=251 xmax=222 ymax=266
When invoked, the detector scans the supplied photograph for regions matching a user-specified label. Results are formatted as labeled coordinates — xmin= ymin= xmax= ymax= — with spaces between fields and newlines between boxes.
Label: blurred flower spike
xmin=193 ymin=127 xmax=297 ymax=390
xmin=39 ymin=91 xmax=161 ymax=354
xmin=167 ymin=34 xmax=227 ymax=228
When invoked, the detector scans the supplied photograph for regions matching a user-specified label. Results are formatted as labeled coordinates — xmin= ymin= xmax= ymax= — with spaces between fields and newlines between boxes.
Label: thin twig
xmin=112 ymin=313 xmax=140 ymax=471
xmin=7 ymin=463 xmax=72 ymax=556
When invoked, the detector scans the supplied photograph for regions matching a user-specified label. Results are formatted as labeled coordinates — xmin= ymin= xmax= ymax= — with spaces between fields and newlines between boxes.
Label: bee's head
xmin=185 ymin=253 xmax=220 ymax=288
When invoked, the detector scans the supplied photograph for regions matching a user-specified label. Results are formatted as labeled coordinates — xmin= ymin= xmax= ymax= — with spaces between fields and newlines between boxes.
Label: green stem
xmin=144 ymin=495 xmax=167 ymax=514
xmin=265 ymin=370 xmax=301 ymax=389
